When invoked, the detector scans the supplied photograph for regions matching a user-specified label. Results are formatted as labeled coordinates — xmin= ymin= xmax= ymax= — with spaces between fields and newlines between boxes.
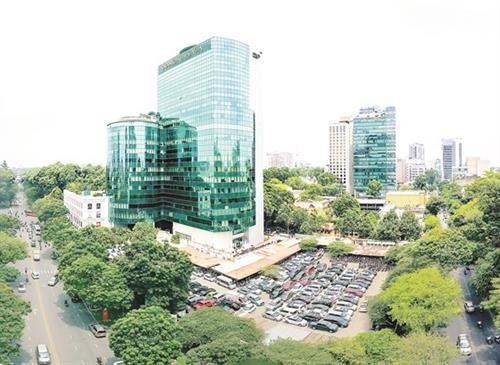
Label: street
xmin=446 ymin=268 xmax=500 ymax=365
xmin=4 ymin=188 xmax=117 ymax=365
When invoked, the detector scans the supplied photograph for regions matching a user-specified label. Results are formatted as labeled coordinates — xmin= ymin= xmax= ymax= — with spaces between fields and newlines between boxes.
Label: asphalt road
xmin=446 ymin=268 xmax=500 ymax=365
xmin=4 ymin=188 xmax=118 ymax=365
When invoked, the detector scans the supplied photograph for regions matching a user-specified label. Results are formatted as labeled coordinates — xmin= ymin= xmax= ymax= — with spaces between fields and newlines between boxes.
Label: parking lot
xmin=188 ymin=250 xmax=390 ymax=343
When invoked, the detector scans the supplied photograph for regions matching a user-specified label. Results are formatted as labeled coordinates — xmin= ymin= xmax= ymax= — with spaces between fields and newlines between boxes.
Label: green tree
xmin=265 ymin=339 xmax=333 ymax=365
xmin=32 ymin=196 xmax=68 ymax=223
xmin=276 ymin=204 xmax=293 ymax=234
xmin=0 ymin=167 xmax=17 ymax=208
xmin=381 ymin=267 xmax=462 ymax=332
xmin=263 ymin=167 xmax=297 ymax=183
xmin=413 ymin=169 xmax=439 ymax=192
xmin=83 ymin=263 xmax=133 ymax=313
xmin=317 ymin=171 xmax=337 ymax=186
xmin=471 ymin=250 xmax=500 ymax=297
xmin=367 ymin=179 xmax=383 ymax=198
xmin=329 ymin=337 xmax=366 ymax=365
xmin=130 ymin=221 xmax=158 ymax=244
xmin=259 ymin=265 xmax=281 ymax=280
xmin=186 ymin=336 xmax=265 ymax=365
xmin=398 ymin=211 xmax=421 ymax=241
xmin=425 ymin=196 xmax=445 ymax=215
xmin=335 ymin=208 xmax=368 ymax=237
xmin=109 ymin=305 xmax=181 ymax=365
xmin=299 ymin=184 xmax=323 ymax=201
xmin=299 ymin=237 xmax=318 ymax=251
xmin=285 ymin=176 xmax=306 ymax=190
xmin=412 ymin=229 xmax=475 ymax=270
xmin=377 ymin=209 xmax=400 ymax=241
xmin=0 ymin=232 xmax=27 ymax=266
xmin=59 ymin=254 xmax=108 ymax=297
xmin=0 ymin=214 xmax=20 ymax=234
xmin=119 ymin=239 xmax=192 ymax=310
xmin=329 ymin=193 xmax=360 ymax=217
xmin=178 ymin=307 xmax=263 ymax=352
xmin=448 ymin=198 xmax=487 ymax=241
xmin=356 ymin=329 xmax=400 ymax=364
xmin=171 ymin=233 xmax=181 ymax=244
xmin=327 ymin=241 xmax=352 ymax=257
xmin=391 ymin=332 xmax=458 ymax=365
xmin=0 ymin=282 xmax=31 ymax=364
xmin=264 ymin=182 xmax=294 ymax=228
xmin=423 ymin=214 xmax=440 ymax=231
xmin=483 ymin=277 xmax=500 ymax=328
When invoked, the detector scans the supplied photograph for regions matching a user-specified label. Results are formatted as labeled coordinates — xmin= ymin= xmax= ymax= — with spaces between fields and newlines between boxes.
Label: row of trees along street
xmin=0 ymin=164 xmax=31 ymax=364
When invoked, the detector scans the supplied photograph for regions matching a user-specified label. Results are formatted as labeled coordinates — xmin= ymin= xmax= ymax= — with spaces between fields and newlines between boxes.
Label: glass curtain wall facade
xmin=353 ymin=106 xmax=396 ymax=195
xmin=157 ymin=37 xmax=255 ymax=234
xmin=107 ymin=115 xmax=160 ymax=226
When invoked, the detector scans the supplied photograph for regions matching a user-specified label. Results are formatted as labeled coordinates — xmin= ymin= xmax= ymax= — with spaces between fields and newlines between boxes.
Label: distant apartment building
xmin=266 ymin=152 xmax=294 ymax=168
xmin=434 ymin=159 xmax=442 ymax=180
xmin=465 ymin=156 xmax=490 ymax=177
xmin=396 ymin=159 xmax=406 ymax=185
xmin=409 ymin=143 xmax=425 ymax=161
xmin=353 ymin=106 xmax=396 ymax=196
xmin=442 ymin=138 xmax=463 ymax=180
xmin=405 ymin=159 xmax=426 ymax=183
xmin=328 ymin=118 xmax=353 ymax=193
xmin=63 ymin=190 xmax=110 ymax=228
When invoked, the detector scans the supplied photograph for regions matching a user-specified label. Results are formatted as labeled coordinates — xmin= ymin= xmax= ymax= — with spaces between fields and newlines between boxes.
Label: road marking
xmin=33 ymin=274 xmax=62 ymax=365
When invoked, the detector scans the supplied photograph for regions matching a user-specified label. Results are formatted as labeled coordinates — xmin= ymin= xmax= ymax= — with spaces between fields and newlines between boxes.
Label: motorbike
xmin=477 ymin=320 xmax=483 ymax=329
xmin=495 ymin=334 xmax=500 ymax=343
xmin=64 ymin=300 xmax=69 ymax=307
xmin=96 ymin=357 xmax=103 ymax=365
xmin=486 ymin=336 xmax=493 ymax=344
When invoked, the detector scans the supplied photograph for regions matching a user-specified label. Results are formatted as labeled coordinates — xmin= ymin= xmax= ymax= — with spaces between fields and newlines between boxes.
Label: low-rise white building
xmin=63 ymin=190 xmax=110 ymax=228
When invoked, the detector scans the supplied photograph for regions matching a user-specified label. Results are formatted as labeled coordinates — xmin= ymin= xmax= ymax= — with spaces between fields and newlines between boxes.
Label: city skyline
xmin=1 ymin=0 xmax=499 ymax=168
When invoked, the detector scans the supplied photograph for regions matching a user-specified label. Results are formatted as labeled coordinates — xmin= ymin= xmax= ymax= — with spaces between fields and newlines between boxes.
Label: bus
xmin=216 ymin=275 xmax=236 ymax=290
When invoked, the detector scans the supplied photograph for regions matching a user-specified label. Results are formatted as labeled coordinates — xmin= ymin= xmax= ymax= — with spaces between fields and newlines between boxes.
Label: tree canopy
xmin=329 ymin=193 xmax=359 ymax=218
xmin=367 ymin=179 xmax=383 ymax=198
xmin=0 ymin=232 xmax=27 ymax=266
xmin=377 ymin=209 xmax=400 ymax=242
xmin=0 ymin=214 xmax=20 ymax=235
xmin=109 ymin=305 xmax=181 ymax=365
xmin=178 ymin=307 xmax=263 ymax=354
xmin=0 ymin=282 xmax=31 ymax=364
xmin=380 ymin=267 xmax=461 ymax=332
xmin=327 ymin=241 xmax=353 ymax=257
xmin=0 ymin=166 xmax=17 ymax=208
xmin=265 ymin=339 xmax=332 ymax=365
xmin=398 ymin=211 xmax=421 ymax=241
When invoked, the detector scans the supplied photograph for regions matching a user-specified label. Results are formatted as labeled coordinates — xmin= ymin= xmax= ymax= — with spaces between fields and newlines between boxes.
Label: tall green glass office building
xmin=107 ymin=37 xmax=264 ymax=257
xmin=352 ymin=106 xmax=396 ymax=196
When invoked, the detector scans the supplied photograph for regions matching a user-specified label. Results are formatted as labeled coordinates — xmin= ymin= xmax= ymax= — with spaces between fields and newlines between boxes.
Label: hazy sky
xmin=1 ymin=0 xmax=499 ymax=168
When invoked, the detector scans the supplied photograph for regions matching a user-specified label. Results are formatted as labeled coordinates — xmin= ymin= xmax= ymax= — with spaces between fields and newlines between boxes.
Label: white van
xmin=279 ymin=305 xmax=298 ymax=315
xmin=36 ymin=344 xmax=51 ymax=364
xmin=216 ymin=275 xmax=236 ymax=289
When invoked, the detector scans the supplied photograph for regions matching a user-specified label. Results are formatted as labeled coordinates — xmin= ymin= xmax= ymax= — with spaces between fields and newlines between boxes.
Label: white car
xmin=203 ymin=273 xmax=215 ymax=282
xmin=243 ymin=303 xmax=257 ymax=313
xmin=285 ymin=315 xmax=308 ymax=327
xmin=18 ymin=283 xmax=27 ymax=293
xmin=31 ymin=271 xmax=40 ymax=279
xmin=457 ymin=334 xmax=472 ymax=356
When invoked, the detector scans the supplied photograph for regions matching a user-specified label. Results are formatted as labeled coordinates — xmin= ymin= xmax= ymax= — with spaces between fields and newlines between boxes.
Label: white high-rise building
xmin=409 ymin=143 xmax=425 ymax=161
xmin=266 ymin=152 xmax=294 ymax=168
xmin=406 ymin=160 xmax=426 ymax=182
xmin=465 ymin=157 xmax=490 ymax=177
xmin=328 ymin=117 xmax=353 ymax=193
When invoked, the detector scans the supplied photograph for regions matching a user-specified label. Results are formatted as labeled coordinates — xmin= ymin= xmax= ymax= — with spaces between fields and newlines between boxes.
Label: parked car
xmin=358 ymin=301 xmax=368 ymax=313
xmin=89 ymin=324 xmax=107 ymax=338
xmin=323 ymin=314 xmax=349 ymax=328
xmin=192 ymin=270 xmax=203 ymax=277
xmin=263 ymin=310 xmax=283 ymax=321
xmin=193 ymin=299 xmax=216 ymax=310
xmin=18 ymin=282 xmax=26 ymax=293
xmin=457 ymin=334 xmax=472 ymax=356
xmin=247 ymin=294 xmax=265 ymax=306
xmin=310 ymin=320 xmax=338 ymax=333
xmin=243 ymin=303 xmax=257 ymax=313
xmin=285 ymin=315 xmax=308 ymax=327
xmin=47 ymin=276 xmax=59 ymax=287
xmin=464 ymin=301 xmax=475 ymax=313
xmin=302 ymin=311 xmax=323 ymax=322
xmin=203 ymin=273 xmax=216 ymax=282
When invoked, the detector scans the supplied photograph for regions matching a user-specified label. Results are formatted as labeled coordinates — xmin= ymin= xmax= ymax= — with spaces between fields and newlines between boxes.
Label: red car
xmin=300 ymin=278 xmax=310 ymax=286
xmin=344 ymin=288 xmax=364 ymax=297
xmin=282 ymin=280 xmax=295 ymax=290
xmin=192 ymin=299 xmax=216 ymax=310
